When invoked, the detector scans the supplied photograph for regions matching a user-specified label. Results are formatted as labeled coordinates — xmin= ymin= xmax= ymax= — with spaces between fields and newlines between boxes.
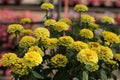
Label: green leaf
xmin=111 ymin=72 xmax=117 ymax=80
xmin=83 ymin=71 xmax=88 ymax=80
xmin=32 ymin=71 xmax=44 ymax=79
xmin=100 ymin=69 xmax=107 ymax=80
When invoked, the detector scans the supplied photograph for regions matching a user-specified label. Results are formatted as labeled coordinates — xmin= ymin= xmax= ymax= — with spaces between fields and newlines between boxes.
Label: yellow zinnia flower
xmin=42 ymin=38 xmax=58 ymax=49
xmin=19 ymin=36 xmax=36 ymax=48
xmin=44 ymin=19 xmax=56 ymax=27
xmin=114 ymin=54 xmax=120 ymax=61
xmin=77 ymin=49 xmax=98 ymax=65
xmin=28 ymin=46 xmax=43 ymax=55
xmin=102 ymin=31 xmax=119 ymax=44
xmin=7 ymin=24 xmax=24 ymax=34
xmin=53 ymin=21 xmax=69 ymax=32
xmin=21 ymin=29 xmax=32 ymax=35
xmin=51 ymin=54 xmax=68 ymax=68
xmin=88 ymin=23 xmax=99 ymax=30
xmin=81 ymin=14 xmax=95 ymax=23
xmin=72 ymin=41 xmax=88 ymax=51
xmin=24 ymin=51 xmax=43 ymax=68
xmin=88 ymin=42 xmax=101 ymax=48
xmin=33 ymin=27 xmax=50 ymax=39
xmin=100 ymin=16 xmax=115 ymax=24
xmin=11 ymin=58 xmax=28 ymax=75
xmin=97 ymin=46 xmax=113 ymax=61
xmin=2 ymin=53 xmax=18 ymax=66
xmin=20 ymin=18 xmax=32 ymax=24
xmin=85 ymin=64 xmax=99 ymax=72
xmin=80 ymin=28 xmax=94 ymax=39
xmin=58 ymin=36 xmax=74 ymax=47
xmin=59 ymin=18 xmax=72 ymax=25
xmin=74 ymin=4 xmax=88 ymax=12
xmin=41 ymin=2 xmax=54 ymax=10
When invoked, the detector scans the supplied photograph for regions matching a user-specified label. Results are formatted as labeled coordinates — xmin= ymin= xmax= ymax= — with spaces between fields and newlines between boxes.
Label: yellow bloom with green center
xmin=114 ymin=54 xmax=120 ymax=61
xmin=80 ymin=28 xmax=94 ymax=39
xmin=74 ymin=4 xmax=88 ymax=12
xmin=88 ymin=42 xmax=101 ymax=48
xmin=44 ymin=19 xmax=56 ymax=27
xmin=81 ymin=14 xmax=95 ymax=23
xmin=59 ymin=18 xmax=72 ymax=25
xmin=58 ymin=36 xmax=74 ymax=47
xmin=53 ymin=21 xmax=69 ymax=32
xmin=33 ymin=27 xmax=50 ymax=39
xmin=42 ymin=38 xmax=58 ymax=49
xmin=28 ymin=46 xmax=43 ymax=55
xmin=41 ymin=2 xmax=54 ymax=10
xmin=102 ymin=31 xmax=119 ymax=44
xmin=24 ymin=51 xmax=43 ymax=68
xmin=11 ymin=58 xmax=28 ymax=75
xmin=20 ymin=18 xmax=32 ymax=24
xmin=86 ymin=64 xmax=99 ymax=72
xmin=19 ymin=36 xmax=36 ymax=48
xmin=21 ymin=29 xmax=32 ymax=35
xmin=2 ymin=53 xmax=18 ymax=66
xmin=7 ymin=24 xmax=24 ymax=34
xmin=72 ymin=41 xmax=88 ymax=51
xmin=51 ymin=54 xmax=68 ymax=68
xmin=88 ymin=23 xmax=99 ymax=30
xmin=100 ymin=16 xmax=115 ymax=24
xmin=97 ymin=46 xmax=113 ymax=61
xmin=77 ymin=49 xmax=98 ymax=65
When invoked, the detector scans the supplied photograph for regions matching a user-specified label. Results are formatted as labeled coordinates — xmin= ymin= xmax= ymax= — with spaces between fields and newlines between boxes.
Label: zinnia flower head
xmin=21 ymin=29 xmax=32 ymax=35
xmin=28 ymin=46 xmax=43 ymax=55
xmin=81 ymin=14 xmax=95 ymax=23
xmin=80 ymin=28 xmax=94 ymax=39
xmin=19 ymin=36 xmax=36 ymax=48
xmin=102 ymin=31 xmax=119 ymax=44
xmin=59 ymin=18 xmax=72 ymax=25
xmin=72 ymin=41 xmax=88 ymax=51
xmin=11 ymin=58 xmax=28 ymax=75
xmin=42 ymin=38 xmax=58 ymax=49
xmin=88 ymin=42 xmax=101 ymax=48
xmin=85 ymin=64 xmax=99 ymax=72
xmin=33 ymin=27 xmax=50 ymax=39
xmin=44 ymin=19 xmax=56 ymax=27
xmin=74 ymin=4 xmax=88 ymax=12
xmin=20 ymin=18 xmax=32 ymax=24
xmin=114 ymin=54 xmax=120 ymax=61
xmin=41 ymin=2 xmax=54 ymax=10
xmin=2 ymin=53 xmax=18 ymax=66
xmin=88 ymin=23 xmax=99 ymax=30
xmin=7 ymin=24 xmax=24 ymax=34
xmin=51 ymin=54 xmax=68 ymax=68
xmin=24 ymin=51 xmax=43 ymax=68
xmin=53 ymin=21 xmax=69 ymax=32
xmin=58 ymin=36 xmax=74 ymax=47
xmin=97 ymin=46 xmax=113 ymax=61
xmin=100 ymin=16 xmax=115 ymax=24
xmin=77 ymin=49 xmax=98 ymax=65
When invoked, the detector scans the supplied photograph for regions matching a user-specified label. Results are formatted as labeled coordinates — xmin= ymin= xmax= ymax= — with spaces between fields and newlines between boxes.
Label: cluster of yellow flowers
xmin=2 ymin=2 xmax=120 ymax=80
xmin=2 ymin=51 xmax=43 ymax=75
